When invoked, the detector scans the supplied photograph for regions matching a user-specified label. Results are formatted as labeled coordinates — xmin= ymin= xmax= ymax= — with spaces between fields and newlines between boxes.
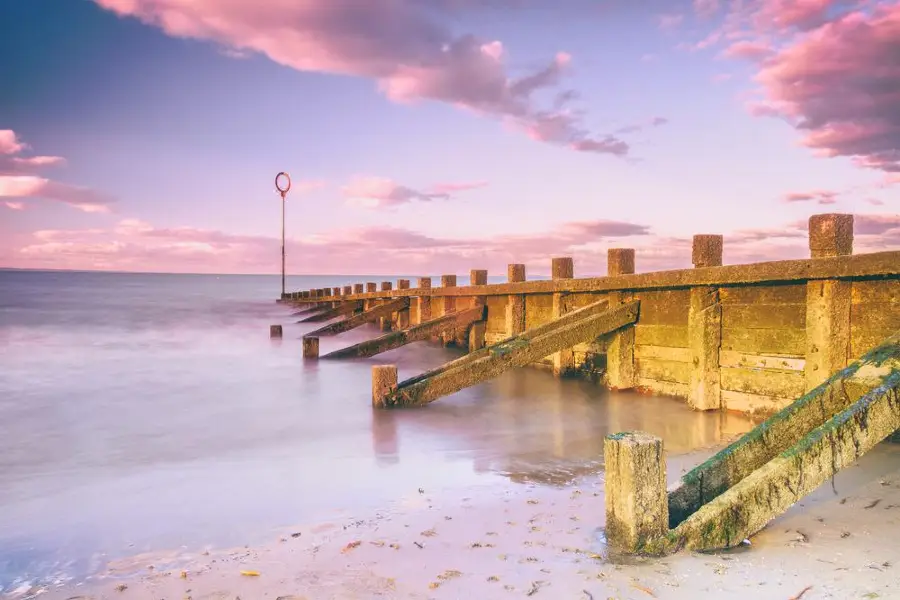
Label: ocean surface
xmin=0 ymin=269 xmax=754 ymax=593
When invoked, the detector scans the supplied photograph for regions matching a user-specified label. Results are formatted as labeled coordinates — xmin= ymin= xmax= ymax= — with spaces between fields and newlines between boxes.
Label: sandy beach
xmin=22 ymin=441 xmax=900 ymax=600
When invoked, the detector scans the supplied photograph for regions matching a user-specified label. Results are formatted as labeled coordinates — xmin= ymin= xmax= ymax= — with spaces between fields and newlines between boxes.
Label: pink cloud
xmin=3 ymin=201 xmax=24 ymax=211
xmin=721 ymin=40 xmax=772 ymax=60
xmin=5 ymin=212 xmax=899 ymax=275
xmin=753 ymin=0 xmax=840 ymax=31
xmin=751 ymin=5 xmax=900 ymax=175
xmin=0 ymin=130 xmax=115 ymax=212
xmin=694 ymin=0 xmax=721 ymax=19
xmin=341 ymin=177 xmax=485 ymax=208
xmin=782 ymin=189 xmax=839 ymax=205
xmin=0 ymin=130 xmax=27 ymax=155
xmin=658 ymin=13 xmax=685 ymax=30
xmin=92 ymin=1 xmax=635 ymax=157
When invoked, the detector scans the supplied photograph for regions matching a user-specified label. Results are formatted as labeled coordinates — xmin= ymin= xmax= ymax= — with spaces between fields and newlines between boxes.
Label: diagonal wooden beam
xmin=384 ymin=300 xmax=639 ymax=407
xmin=297 ymin=300 xmax=363 ymax=323
xmin=306 ymin=297 xmax=409 ymax=337
xmin=321 ymin=306 xmax=485 ymax=359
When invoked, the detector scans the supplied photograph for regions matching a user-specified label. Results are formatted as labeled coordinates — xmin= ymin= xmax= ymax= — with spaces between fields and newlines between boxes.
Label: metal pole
xmin=275 ymin=172 xmax=291 ymax=299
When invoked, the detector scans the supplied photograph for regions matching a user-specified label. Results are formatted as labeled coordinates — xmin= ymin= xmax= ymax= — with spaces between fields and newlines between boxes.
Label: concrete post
xmin=414 ymin=277 xmax=432 ymax=326
xmin=302 ymin=336 xmax=319 ymax=359
xmin=372 ymin=365 xmax=398 ymax=409
xmin=551 ymin=257 xmax=575 ymax=376
xmin=688 ymin=235 xmax=723 ymax=410
xmin=270 ymin=324 xmax=283 ymax=338
xmin=692 ymin=234 xmax=723 ymax=269
xmin=469 ymin=321 xmax=487 ymax=352
xmin=809 ymin=213 xmax=853 ymax=258
xmin=440 ymin=275 xmax=457 ymax=346
xmin=606 ymin=249 xmax=636 ymax=390
xmin=470 ymin=269 xmax=488 ymax=311
xmin=397 ymin=280 xmax=411 ymax=329
xmin=805 ymin=214 xmax=853 ymax=391
xmin=604 ymin=432 xmax=668 ymax=553
xmin=506 ymin=264 xmax=526 ymax=337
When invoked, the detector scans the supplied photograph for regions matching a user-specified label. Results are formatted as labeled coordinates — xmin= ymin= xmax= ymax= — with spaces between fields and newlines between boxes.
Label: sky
xmin=1 ymin=0 xmax=898 ymax=276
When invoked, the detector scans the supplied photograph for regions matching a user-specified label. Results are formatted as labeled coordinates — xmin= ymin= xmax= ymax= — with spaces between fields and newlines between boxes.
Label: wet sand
xmin=27 ymin=442 xmax=900 ymax=600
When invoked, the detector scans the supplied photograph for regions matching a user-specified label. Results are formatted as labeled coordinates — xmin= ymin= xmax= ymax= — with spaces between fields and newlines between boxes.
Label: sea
xmin=0 ymin=269 xmax=754 ymax=593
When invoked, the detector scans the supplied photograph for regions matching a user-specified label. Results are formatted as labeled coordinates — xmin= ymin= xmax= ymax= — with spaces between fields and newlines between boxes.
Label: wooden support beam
xmin=383 ymin=300 xmax=639 ymax=407
xmin=321 ymin=306 xmax=486 ymax=359
xmin=305 ymin=298 xmax=410 ymax=337
xmin=402 ymin=298 xmax=612 ymax=388
xmin=297 ymin=301 xmax=362 ymax=323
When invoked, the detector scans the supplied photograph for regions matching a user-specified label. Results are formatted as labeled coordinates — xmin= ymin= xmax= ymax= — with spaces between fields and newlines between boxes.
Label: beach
xmin=28 ymin=442 xmax=900 ymax=599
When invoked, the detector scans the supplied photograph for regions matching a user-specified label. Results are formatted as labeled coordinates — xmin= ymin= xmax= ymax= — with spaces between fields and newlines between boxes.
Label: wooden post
xmin=366 ymin=282 xmax=377 ymax=293
xmin=551 ymin=257 xmax=575 ymax=376
xmin=354 ymin=283 xmax=364 ymax=294
xmin=414 ymin=277 xmax=432 ymax=326
xmin=440 ymin=275 xmax=457 ymax=345
xmin=604 ymin=432 xmax=668 ymax=553
xmin=302 ymin=336 xmax=319 ymax=359
xmin=469 ymin=321 xmax=487 ymax=352
xmin=372 ymin=365 xmax=398 ymax=408
xmin=805 ymin=214 xmax=853 ymax=391
xmin=506 ymin=264 xmax=526 ymax=337
xmin=687 ymin=236 xmax=723 ymax=410
xmin=343 ymin=285 xmax=352 ymax=296
xmin=333 ymin=287 xmax=341 ymax=297
xmin=381 ymin=281 xmax=393 ymax=291
xmin=606 ymin=249 xmax=636 ymax=390
xmin=270 ymin=324 xmax=283 ymax=338
xmin=397 ymin=280 xmax=411 ymax=328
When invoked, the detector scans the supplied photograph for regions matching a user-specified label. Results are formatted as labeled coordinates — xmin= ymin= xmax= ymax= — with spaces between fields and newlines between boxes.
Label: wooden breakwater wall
xmin=283 ymin=214 xmax=900 ymax=416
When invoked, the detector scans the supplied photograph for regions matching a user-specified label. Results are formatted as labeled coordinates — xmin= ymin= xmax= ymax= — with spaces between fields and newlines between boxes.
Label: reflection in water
xmin=0 ymin=270 xmax=756 ymax=591
xmin=368 ymin=368 xmax=754 ymax=487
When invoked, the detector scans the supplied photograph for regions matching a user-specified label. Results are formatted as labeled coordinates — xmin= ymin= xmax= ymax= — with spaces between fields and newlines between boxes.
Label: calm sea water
xmin=0 ymin=269 xmax=752 ymax=592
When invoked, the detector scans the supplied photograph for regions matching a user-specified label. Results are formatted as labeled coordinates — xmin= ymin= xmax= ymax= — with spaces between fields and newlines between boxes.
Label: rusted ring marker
xmin=275 ymin=171 xmax=291 ymax=196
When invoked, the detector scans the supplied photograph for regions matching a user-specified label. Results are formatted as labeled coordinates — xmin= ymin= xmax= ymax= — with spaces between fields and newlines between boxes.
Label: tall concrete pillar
xmin=440 ymin=275 xmax=457 ymax=346
xmin=551 ymin=257 xmax=575 ymax=376
xmin=805 ymin=214 xmax=853 ymax=391
xmin=604 ymin=432 xmax=668 ymax=553
xmin=606 ymin=249 xmax=636 ymax=390
xmin=397 ymin=280 xmax=411 ymax=329
xmin=688 ymin=235 xmax=723 ymax=410
xmin=506 ymin=264 xmax=526 ymax=337
xmin=414 ymin=277 xmax=432 ymax=326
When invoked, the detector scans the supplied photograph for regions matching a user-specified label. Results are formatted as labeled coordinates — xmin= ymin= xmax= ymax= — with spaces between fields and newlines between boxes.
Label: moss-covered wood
xmin=305 ymin=298 xmax=409 ymax=337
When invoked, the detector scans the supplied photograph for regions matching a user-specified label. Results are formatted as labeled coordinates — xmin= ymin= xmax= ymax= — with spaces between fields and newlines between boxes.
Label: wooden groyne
xmin=279 ymin=213 xmax=900 ymax=417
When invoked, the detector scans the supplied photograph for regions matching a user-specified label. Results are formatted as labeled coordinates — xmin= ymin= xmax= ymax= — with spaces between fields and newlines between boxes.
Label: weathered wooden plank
xmin=634 ymin=325 xmax=689 ymax=348
xmin=485 ymin=295 xmax=508 ymax=334
xmin=720 ymin=366 xmax=806 ymax=399
xmin=524 ymin=294 xmax=554 ymax=330
xmin=719 ymin=350 xmax=805 ymax=371
xmin=570 ymin=292 xmax=605 ymax=309
xmin=719 ymin=283 xmax=806 ymax=305
xmin=635 ymin=378 xmax=689 ymax=398
xmin=636 ymin=358 xmax=691 ymax=384
xmin=721 ymin=304 xmax=806 ymax=329
xmin=330 ymin=252 xmax=900 ymax=301
xmin=634 ymin=345 xmax=692 ymax=363
xmin=721 ymin=390 xmax=793 ymax=416
xmin=388 ymin=301 xmax=639 ymax=406
xmin=851 ymin=325 xmax=900 ymax=358
xmin=851 ymin=279 xmax=900 ymax=303
xmin=721 ymin=327 xmax=805 ymax=355
xmin=634 ymin=289 xmax=690 ymax=326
